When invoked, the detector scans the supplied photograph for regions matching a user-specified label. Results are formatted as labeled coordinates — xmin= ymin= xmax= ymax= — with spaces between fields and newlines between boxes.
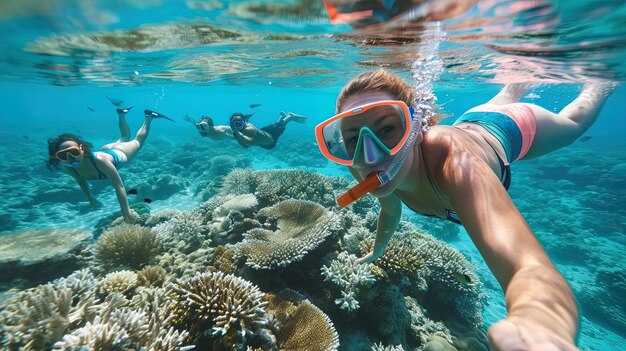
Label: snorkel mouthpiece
xmin=337 ymin=173 xmax=382 ymax=207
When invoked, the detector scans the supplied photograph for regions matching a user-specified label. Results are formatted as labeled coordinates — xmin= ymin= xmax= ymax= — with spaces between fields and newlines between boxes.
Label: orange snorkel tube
xmin=337 ymin=173 xmax=382 ymax=207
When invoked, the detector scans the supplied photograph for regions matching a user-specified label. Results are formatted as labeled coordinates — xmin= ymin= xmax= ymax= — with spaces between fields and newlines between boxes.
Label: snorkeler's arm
xmin=65 ymin=169 xmax=99 ymax=206
xmin=96 ymin=159 xmax=134 ymax=223
xmin=214 ymin=125 xmax=234 ymax=138
xmin=439 ymin=152 xmax=579 ymax=348
xmin=356 ymin=193 xmax=402 ymax=264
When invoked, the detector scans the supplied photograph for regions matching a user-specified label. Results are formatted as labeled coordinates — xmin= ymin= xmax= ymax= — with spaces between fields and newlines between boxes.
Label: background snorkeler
xmin=47 ymin=107 xmax=173 ymax=223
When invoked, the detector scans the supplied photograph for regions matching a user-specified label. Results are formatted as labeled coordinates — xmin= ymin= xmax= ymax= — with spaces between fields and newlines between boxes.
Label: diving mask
xmin=55 ymin=145 xmax=83 ymax=162
xmin=315 ymin=100 xmax=413 ymax=166
xmin=316 ymin=100 xmax=423 ymax=207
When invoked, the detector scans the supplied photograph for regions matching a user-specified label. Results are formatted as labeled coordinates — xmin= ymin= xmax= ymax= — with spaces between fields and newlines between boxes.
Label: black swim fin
xmin=145 ymin=109 xmax=174 ymax=122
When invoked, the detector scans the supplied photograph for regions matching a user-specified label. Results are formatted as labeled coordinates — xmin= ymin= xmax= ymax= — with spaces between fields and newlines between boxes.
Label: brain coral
xmin=170 ymin=271 xmax=268 ymax=345
xmin=266 ymin=289 xmax=339 ymax=351
xmin=235 ymin=199 xmax=335 ymax=269
xmin=94 ymin=224 xmax=160 ymax=270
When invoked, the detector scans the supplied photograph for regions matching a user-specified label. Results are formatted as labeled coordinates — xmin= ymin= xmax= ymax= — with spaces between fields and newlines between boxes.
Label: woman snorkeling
xmin=315 ymin=69 xmax=616 ymax=351
xmin=47 ymin=107 xmax=173 ymax=223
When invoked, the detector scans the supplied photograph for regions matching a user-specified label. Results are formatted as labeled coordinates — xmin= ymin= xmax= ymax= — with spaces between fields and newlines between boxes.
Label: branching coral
xmin=404 ymin=232 xmax=484 ymax=326
xmin=404 ymin=296 xmax=452 ymax=346
xmin=372 ymin=342 xmax=405 ymax=351
xmin=94 ymin=224 xmax=160 ymax=270
xmin=265 ymin=290 xmax=339 ymax=351
xmin=235 ymin=199 xmax=334 ymax=269
xmin=0 ymin=270 xmax=101 ymax=350
xmin=361 ymin=239 xmax=426 ymax=274
xmin=152 ymin=210 xmax=209 ymax=253
xmin=100 ymin=271 xmax=138 ymax=295
xmin=137 ymin=265 xmax=167 ymax=288
xmin=321 ymin=252 xmax=376 ymax=312
xmin=0 ymin=268 xmax=190 ymax=351
xmin=170 ymin=271 xmax=268 ymax=346
xmin=220 ymin=169 xmax=336 ymax=207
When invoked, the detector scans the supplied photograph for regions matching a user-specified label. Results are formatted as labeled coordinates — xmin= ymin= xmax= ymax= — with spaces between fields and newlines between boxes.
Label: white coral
xmin=321 ymin=252 xmax=375 ymax=312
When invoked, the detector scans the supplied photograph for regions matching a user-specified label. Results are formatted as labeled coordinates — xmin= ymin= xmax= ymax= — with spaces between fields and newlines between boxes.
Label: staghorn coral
xmin=137 ymin=265 xmax=167 ymax=288
xmin=265 ymin=289 xmax=339 ymax=351
xmin=145 ymin=209 xmax=182 ymax=227
xmin=208 ymin=245 xmax=238 ymax=275
xmin=220 ymin=169 xmax=336 ymax=207
xmin=94 ymin=224 xmax=160 ymax=270
xmin=361 ymin=239 xmax=426 ymax=274
xmin=100 ymin=271 xmax=138 ymax=295
xmin=53 ymin=315 xmax=132 ymax=350
xmin=321 ymin=252 xmax=376 ymax=312
xmin=372 ymin=342 xmax=405 ymax=351
xmin=152 ymin=210 xmax=209 ymax=253
xmin=404 ymin=232 xmax=484 ymax=326
xmin=128 ymin=287 xmax=191 ymax=351
xmin=170 ymin=271 xmax=268 ymax=347
xmin=0 ymin=270 xmax=101 ymax=350
xmin=235 ymin=199 xmax=335 ymax=269
xmin=404 ymin=296 xmax=453 ymax=347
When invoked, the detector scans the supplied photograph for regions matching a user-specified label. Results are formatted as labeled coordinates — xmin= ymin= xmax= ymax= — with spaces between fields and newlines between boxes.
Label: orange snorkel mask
xmin=316 ymin=100 xmax=424 ymax=207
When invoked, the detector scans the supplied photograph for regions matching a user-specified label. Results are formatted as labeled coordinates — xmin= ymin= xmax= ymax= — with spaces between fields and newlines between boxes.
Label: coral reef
xmin=372 ymin=342 xmax=405 ymax=351
xmin=220 ymin=169 xmax=336 ymax=207
xmin=360 ymin=239 xmax=426 ymax=275
xmin=152 ymin=210 xmax=208 ymax=253
xmin=100 ymin=271 xmax=138 ymax=295
xmin=321 ymin=252 xmax=376 ymax=312
xmin=94 ymin=224 xmax=160 ymax=270
xmin=137 ymin=265 xmax=167 ymax=288
xmin=0 ymin=270 xmax=100 ymax=350
xmin=235 ymin=199 xmax=335 ymax=269
xmin=0 ymin=228 xmax=91 ymax=289
xmin=265 ymin=290 xmax=339 ymax=351
xmin=170 ymin=271 xmax=268 ymax=348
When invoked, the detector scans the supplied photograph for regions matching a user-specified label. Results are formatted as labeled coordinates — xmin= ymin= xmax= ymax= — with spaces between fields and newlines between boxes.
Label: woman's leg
xmin=117 ymin=106 xmax=133 ymax=142
xmin=111 ymin=115 xmax=155 ymax=161
xmin=486 ymin=83 xmax=536 ymax=105
xmin=522 ymin=82 xmax=616 ymax=159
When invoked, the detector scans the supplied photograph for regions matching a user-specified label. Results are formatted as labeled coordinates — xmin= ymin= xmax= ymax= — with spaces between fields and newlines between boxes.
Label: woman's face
xmin=341 ymin=91 xmax=415 ymax=197
xmin=56 ymin=140 xmax=85 ymax=166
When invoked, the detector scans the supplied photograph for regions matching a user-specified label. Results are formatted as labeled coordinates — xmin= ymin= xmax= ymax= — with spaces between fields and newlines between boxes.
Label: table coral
xmin=235 ymin=199 xmax=334 ymax=269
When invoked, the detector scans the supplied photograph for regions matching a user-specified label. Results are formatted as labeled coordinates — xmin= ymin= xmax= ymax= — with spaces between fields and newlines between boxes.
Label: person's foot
xmin=144 ymin=109 xmax=175 ymax=122
xmin=116 ymin=105 xmax=134 ymax=115
xmin=284 ymin=111 xmax=308 ymax=124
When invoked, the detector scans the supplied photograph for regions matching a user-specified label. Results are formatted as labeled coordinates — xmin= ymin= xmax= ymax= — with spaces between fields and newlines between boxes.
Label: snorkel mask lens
xmin=315 ymin=100 xmax=412 ymax=166
xmin=55 ymin=146 xmax=82 ymax=162
xmin=232 ymin=120 xmax=245 ymax=131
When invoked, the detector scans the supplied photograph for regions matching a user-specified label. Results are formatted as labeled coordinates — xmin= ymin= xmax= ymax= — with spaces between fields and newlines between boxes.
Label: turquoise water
xmin=1 ymin=1 xmax=625 ymax=350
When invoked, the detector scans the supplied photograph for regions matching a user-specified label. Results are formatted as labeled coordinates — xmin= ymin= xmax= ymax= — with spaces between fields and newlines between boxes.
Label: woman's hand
xmin=489 ymin=317 xmax=579 ymax=351
xmin=356 ymin=251 xmax=382 ymax=264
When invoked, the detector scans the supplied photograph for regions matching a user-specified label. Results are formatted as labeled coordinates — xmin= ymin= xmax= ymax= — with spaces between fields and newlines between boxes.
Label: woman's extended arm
xmin=97 ymin=159 xmax=134 ymax=223
xmin=440 ymin=153 xmax=579 ymax=350
xmin=357 ymin=193 xmax=403 ymax=264
xmin=66 ymin=169 xmax=100 ymax=207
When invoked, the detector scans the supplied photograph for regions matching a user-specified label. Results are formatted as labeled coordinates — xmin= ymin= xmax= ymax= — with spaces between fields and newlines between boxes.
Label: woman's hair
xmin=336 ymin=69 xmax=442 ymax=126
xmin=201 ymin=116 xmax=214 ymax=127
xmin=230 ymin=112 xmax=246 ymax=121
xmin=47 ymin=133 xmax=93 ymax=170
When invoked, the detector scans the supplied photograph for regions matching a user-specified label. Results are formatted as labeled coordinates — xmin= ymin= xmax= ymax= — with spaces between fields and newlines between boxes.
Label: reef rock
xmin=0 ymin=228 xmax=91 ymax=290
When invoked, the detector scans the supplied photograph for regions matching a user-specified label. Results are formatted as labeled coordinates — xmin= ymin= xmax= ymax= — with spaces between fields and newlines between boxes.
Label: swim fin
xmin=145 ymin=109 xmax=174 ymax=122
